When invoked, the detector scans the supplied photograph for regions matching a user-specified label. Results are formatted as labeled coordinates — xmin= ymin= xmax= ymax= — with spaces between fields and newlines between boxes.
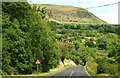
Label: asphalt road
xmin=46 ymin=66 xmax=91 ymax=78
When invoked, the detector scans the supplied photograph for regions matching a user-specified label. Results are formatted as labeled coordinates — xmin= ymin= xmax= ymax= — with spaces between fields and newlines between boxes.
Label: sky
xmin=27 ymin=0 xmax=119 ymax=24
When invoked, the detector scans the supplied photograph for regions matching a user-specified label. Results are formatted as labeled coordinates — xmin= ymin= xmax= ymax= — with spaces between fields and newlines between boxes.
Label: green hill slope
xmin=36 ymin=4 xmax=107 ymax=24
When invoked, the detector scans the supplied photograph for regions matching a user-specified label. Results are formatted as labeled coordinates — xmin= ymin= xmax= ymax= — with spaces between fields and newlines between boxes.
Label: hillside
xmin=36 ymin=4 xmax=107 ymax=24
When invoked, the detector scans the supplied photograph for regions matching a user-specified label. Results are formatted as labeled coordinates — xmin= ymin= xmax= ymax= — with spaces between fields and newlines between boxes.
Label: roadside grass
xmin=86 ymin=50 xmax=119 ymax=77
xmin=85 ymin=52 xmax=101 ymax=76
xmin=2 ymin=59 xmax=76 ymax=78
xmin=86 ymin=61 xmax=111 ymax=77
xmin=2 ymin=65 xmax=65 ymax=78
xmin=2 ymin=66 xmax=65 ymax=78
xmin=86 ymin=60 xmax=98 ymax=76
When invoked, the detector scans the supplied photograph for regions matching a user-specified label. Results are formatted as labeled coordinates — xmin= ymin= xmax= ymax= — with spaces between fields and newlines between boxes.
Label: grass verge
xmin=2 ymin=59 xmax=76 ymax=78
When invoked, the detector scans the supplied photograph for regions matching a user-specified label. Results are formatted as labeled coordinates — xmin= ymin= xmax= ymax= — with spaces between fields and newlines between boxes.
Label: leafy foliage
xmin=2 ymin=2 xmax=60 ymax=74
xmin=2 ymin=2 xmax=120 ymax=76
xmin=50 ymin=22 xmax=119 ymax=76
xmin=97 ymin=58 xmax=118 ymax=75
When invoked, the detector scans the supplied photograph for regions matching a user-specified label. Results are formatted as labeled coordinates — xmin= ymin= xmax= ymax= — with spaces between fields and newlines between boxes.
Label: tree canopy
xmin=2 ymin=2 xmax=60 ymax=74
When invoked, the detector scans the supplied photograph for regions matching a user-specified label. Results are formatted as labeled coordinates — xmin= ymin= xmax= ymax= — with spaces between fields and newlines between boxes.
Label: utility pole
xmin=118 ymin=1 xmax=120 ymax=24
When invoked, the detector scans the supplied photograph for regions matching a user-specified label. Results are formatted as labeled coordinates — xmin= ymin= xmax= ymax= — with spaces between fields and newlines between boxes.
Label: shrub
xmin=97 ymin=59 xmax=108 ymax=74
xmin=106 ymin=64 xmax=118 ymax=75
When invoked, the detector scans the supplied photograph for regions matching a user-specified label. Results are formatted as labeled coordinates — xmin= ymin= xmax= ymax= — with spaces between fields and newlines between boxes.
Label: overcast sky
xmin=27 ymin=0 xmax=119 ymax=24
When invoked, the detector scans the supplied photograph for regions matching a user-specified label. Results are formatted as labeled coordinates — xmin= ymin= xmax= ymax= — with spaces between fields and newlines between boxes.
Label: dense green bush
xmin=97 ymin=59 xmax=108 ymax=74
xmin=106 ymin=64 xmax=118 ymax=75
xmin=97 ymin=58 xmax=118 ymax=75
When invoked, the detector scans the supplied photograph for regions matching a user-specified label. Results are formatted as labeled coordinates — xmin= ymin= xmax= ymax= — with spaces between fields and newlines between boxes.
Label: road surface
xmin=46 ymin=66 xmax=91 ymax=78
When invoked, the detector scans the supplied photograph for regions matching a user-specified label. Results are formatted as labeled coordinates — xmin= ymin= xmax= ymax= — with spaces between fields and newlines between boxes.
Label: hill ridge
xmin=36 ymin=4 xmax=107 ymax=24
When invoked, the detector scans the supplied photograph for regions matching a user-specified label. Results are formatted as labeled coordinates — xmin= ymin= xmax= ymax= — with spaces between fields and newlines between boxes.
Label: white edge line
xmin=84 ymin=66 xmax=92 ymax=78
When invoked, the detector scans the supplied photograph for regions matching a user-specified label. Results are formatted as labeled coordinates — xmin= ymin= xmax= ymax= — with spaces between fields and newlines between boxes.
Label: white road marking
xmin=84 ymin=66 xmax=91 ymax=78
xmin=69 ymin=66 xmax=77 ymax=78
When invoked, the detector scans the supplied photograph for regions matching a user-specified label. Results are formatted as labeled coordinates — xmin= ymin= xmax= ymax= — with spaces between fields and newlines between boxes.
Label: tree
xmin=58 ymin=42 xmax=68 ymax=65
xmin=97 ymin=37 xmax=107 ymax=50
xmin=2 ymin=2 xmax=60 ymax=74
xmin=85 ymin=38 xmax=96 ymax=48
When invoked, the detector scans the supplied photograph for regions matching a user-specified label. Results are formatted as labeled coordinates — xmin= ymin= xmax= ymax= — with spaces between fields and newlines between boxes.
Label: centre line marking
xmin=69 ymin=66 xmax=77 ymax=78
